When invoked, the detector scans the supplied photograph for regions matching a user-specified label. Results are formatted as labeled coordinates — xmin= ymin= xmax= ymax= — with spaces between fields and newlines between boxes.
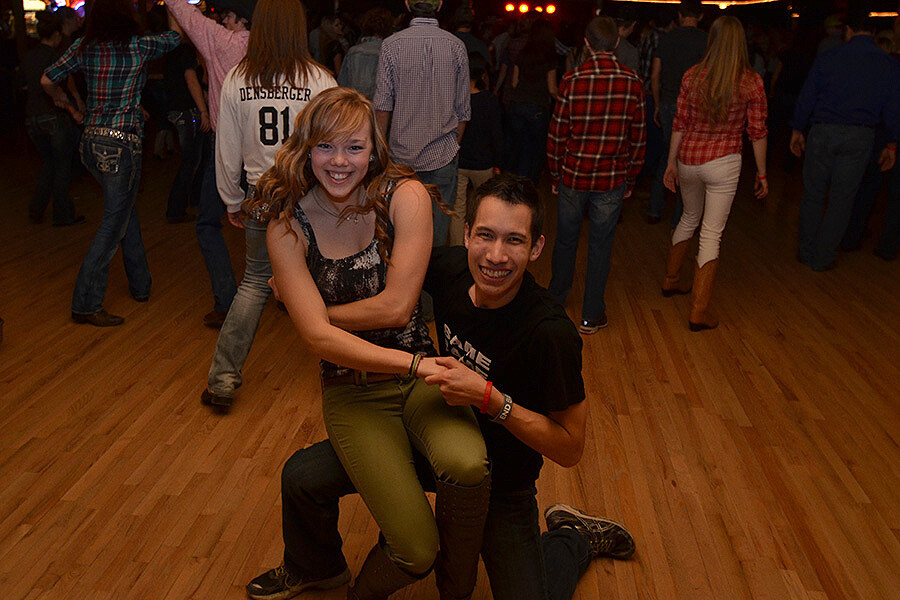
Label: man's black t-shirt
xmin=425 ymin=246 xmax=585 ymax=493
xmin=655 ymin=26 xmax=707 ymax=103
xmin=164 ymin=44 xmax=200 ymax=112
xmin=23 ymin=44 xmax=63 ymax=117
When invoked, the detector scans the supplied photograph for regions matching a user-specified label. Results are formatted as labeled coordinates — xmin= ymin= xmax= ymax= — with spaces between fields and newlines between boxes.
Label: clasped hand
xmin=424 ymin=356 xmax=486 ymax=408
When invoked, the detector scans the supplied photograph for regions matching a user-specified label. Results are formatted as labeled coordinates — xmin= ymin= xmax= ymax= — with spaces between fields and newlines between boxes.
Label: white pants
xmin=672 ymin=153 xmax=742 ymax=267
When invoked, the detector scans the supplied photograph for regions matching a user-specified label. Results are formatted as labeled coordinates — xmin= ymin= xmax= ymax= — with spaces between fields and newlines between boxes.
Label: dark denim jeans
xmin=648 ymin=100 xmax=682 ymax=225
xmin=72 ymin=133 xmax=151 ymax=315
xmin=842 ymin=133 xmax=900 ymax=259
xmin=507 ymin=101 xmax=550 ymax=183
xmin=280 ymin=440 xmax=590 ymax=600
xmin=548 ymin=183 xmax=626 ymax=322
xmin=166 ymin=109 xmax=205 ymax=219
xmin=26 ymin=114 xmax=77 ymax=224
xmin=417 ymin=154 xmax=458 ymax=247
xmin=798 ymin=123 xmax=875 ymax=269
xmin=196 ymin=133 xmax=237 ymax=312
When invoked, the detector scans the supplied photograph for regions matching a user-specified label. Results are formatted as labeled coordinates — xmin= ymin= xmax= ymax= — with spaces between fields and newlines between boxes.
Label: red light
xmin=534 ymin=5 xmax=543 ymax=12
xmin=518 ymin=3 xmax=529 ymax=13
xmin=545 ymin=4 xmax=556 ymax=14
xmin=505 ymin=3 xmax=515 ymax=11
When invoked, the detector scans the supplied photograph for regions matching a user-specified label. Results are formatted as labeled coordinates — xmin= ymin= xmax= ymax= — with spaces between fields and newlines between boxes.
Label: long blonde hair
xmin=248 ymin=87 xmax=442 ymax=260
xmin=693 ymin=16 xmax=752 ymax=125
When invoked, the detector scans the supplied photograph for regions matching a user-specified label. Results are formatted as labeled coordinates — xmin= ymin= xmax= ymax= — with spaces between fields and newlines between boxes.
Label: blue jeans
xmin=877 ymin=164 xmax=900 ymax=258
xmin=196 ymin=133 xmax=237 ymax=312
xmin=639 ymin=93 xmax=663 ymax=183
xmin=798 ymin=123 xmax=875 ymax=269
xmin=72 ymin=133 xmax=151 ymax=314
xmin=507 ymin=101 xmax=550 ymax=183
xmin=842 ymin=133 xmax=900 ymax=258
xmin=648 ymin=100 xmax=682 ymax=225
xmin=166 ymin=109 xmax=205 ymax=219
xmin=280 ymin=440 xmax=590 ymax=600
xmin=207 ymin=217 xmax=272 ymax=397
xmin=26 ymin=114 xmax=76 ymax=224
xmin=417 ymin=154 xmax=458 ymax=247
xmin=548 ymin=183 xmax=626 ymax=322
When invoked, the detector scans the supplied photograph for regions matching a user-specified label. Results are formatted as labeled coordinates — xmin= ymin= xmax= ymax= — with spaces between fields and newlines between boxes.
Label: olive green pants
xmin=323 ymin=376 xmax=488 ymax=575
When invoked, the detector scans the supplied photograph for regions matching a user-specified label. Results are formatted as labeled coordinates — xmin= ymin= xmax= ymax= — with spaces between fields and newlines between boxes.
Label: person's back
xmin=794 ymin=35 xmax=900 ymax=133
xmin=337 ymin=7 xmax=392 ymax=100
xmin=656 ymin=24 xmax=707 ymax=104
xmin=374 ymin=13 xmax=468 ymax=171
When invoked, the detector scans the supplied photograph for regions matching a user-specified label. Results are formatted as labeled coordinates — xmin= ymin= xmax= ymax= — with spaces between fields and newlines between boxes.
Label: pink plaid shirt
xmin=673 ymin=66 xmax=767 ymax=166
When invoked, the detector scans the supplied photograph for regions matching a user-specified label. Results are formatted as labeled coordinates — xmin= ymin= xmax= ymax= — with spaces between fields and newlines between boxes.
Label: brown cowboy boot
xmin=662 ymin=240 xmax=693 ymax=297
xmin=346 ymin=543 xmax=423 ymax=600
xmin=689 ymin=259 xmax=719 ymax=331
xmin=434 ymin=474 xmax=492 ymax=600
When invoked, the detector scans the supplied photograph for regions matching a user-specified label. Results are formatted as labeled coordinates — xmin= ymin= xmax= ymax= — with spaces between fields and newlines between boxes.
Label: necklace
xmin=313 ymin=186 xmax=360 ymax=224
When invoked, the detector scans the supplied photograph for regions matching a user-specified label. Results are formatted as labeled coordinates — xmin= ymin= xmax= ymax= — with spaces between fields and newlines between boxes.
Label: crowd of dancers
xmin=9 ymin=0 xmax=900 ymax=598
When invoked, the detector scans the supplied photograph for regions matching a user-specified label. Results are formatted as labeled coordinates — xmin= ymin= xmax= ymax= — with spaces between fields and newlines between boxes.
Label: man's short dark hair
xmin=36 ymin=10 xmax=62 ymax=40
xmin=466 ymin=174 xmax=545 ymax=245
xmin=408 ymin=0 xmax=440 ymax=19
xmin=844 ymin=4 xmax=875 ymax=33
xmin=585 ymin=16 xmax=618 ymax=53
xmin=360 ymin=6 xmax=393 ymax=39
xmin=677 ymin=0 xmax=703 ymax=19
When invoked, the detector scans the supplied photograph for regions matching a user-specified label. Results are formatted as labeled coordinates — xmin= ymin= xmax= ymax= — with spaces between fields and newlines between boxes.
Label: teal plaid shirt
xmin=45 ymin=32 xmax=180 ymax=135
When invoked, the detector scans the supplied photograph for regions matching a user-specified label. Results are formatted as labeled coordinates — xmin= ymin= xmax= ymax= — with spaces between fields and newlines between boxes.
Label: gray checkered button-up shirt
xmin=373 ymin=18 xmax=470 ymax=172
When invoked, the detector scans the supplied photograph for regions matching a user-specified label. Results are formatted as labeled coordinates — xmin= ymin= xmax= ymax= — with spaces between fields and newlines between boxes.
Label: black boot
xmin=434 ymin=474 xmax=492 ymax=600
xmin=346 ymin=543 xmax=423 ymax=600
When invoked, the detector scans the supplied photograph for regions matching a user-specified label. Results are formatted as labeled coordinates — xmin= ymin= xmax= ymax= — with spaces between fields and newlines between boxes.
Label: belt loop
xmin=361 ymin=371 xmax=368 ymax=386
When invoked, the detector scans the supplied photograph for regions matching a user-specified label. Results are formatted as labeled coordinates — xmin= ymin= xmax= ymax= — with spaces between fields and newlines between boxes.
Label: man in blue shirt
xmin=790 ymin=7 xmax=900 ymax=271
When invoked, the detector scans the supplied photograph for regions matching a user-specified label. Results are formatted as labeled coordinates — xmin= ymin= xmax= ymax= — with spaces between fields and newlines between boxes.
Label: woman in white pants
xmin=662 ymin=16 xmax=768 ymax=331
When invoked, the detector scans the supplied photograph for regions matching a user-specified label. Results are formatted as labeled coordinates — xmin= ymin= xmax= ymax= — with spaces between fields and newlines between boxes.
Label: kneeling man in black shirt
xmin=248 ymin=174 xmax=636 ymax=600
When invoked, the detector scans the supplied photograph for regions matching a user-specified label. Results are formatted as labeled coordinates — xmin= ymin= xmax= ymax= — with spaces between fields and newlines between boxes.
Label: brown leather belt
xmin=321 ymin=370 xmax=399 ymax=389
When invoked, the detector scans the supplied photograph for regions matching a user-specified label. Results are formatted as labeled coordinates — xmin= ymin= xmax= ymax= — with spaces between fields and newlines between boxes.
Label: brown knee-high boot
xmin=689 ymin=259 xmax=719 ymax=331
xmin=434 ymin=474 xmax=492 ymax=600
xmin=347 ymin=543 xmax=423 ymax=600
xmin=662 ymin=240 xmax=693 ymax=297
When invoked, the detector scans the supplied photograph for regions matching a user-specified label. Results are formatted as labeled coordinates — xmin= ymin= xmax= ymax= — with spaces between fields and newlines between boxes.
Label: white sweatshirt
xmin=215 ymin=64 xmax=336 ymax=211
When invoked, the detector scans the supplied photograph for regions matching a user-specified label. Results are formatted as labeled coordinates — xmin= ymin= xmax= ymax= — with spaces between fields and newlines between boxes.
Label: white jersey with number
xmin=215 ymin=64 xmax=336 ymax=211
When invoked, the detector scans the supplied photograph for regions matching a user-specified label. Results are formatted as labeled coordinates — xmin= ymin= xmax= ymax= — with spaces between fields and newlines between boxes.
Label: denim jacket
xmin=337 ymin=37 xmax=383 ymax=100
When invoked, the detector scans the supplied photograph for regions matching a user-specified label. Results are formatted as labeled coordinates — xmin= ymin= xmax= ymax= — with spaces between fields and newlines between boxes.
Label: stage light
xmin=546 ymin=4 xmax=556 ymax=13
xmin=535 ymin=6 xmax=543 ymax=12
xmin=505 ymin=3 xmax=515 ymax=12
xmin=519 ymin=3 xmax=529 ymax=13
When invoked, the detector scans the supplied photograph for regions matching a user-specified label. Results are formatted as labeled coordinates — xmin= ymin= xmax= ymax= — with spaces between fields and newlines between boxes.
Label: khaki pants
xmin=323 ymin=377 xmax=488 ymax=574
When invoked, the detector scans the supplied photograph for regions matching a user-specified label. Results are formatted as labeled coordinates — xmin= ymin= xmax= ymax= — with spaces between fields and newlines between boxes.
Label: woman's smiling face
xmin=309 ymin=121 xmax=373 ymax=204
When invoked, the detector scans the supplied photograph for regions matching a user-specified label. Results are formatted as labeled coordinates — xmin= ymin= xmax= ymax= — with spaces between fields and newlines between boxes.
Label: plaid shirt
xmin=547 ymin=52 xmax=646 ymax=193
xmin=45 ymin=32 xmax=180 ymax=135
xmin=638 ymin=28 xmax=660 ymax=87
xmin=673 ymin=66 xmax=767 ymax=166
xmin=373 ymin=18 xmax=470 ymax=172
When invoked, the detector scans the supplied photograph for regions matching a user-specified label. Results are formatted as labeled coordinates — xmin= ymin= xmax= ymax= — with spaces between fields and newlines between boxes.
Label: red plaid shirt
xmin=673 ymin=66 xmax=768 ymax=165
xmin=547 ymin=52 xmax=646 ymax=193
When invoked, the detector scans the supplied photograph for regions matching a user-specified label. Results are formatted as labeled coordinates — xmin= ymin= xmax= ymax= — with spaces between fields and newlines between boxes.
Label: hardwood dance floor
xmin=1 ymin=126 xmax=899 ymax=600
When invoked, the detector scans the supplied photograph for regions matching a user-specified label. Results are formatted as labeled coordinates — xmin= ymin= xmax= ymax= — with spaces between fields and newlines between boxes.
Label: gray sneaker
xmin=246 ymin=564 xmax=351 ymax=599
xmin=544 ymin=503 xmax=636 ymax=559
